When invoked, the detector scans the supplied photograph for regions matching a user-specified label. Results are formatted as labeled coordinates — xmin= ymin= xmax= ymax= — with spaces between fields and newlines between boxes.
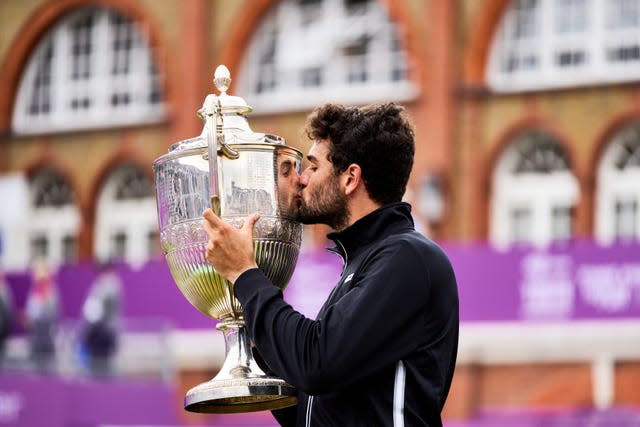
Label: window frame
xmin=595 ymin=123 xmax=640 ymax=244
xmin=28 ymin=171 xmax=81 ymax=265
xmin=491 ymin=131 xmax=580 ymax=249
xmin=94 ymin=165 xmax=158 ymax=266
xmin=236 ymin=0 xmax=417 ymax=114
xmin=12 ymin=6 xmax=165 ymax=135
xmin=487 ymin=0 xmax=640 ymax=92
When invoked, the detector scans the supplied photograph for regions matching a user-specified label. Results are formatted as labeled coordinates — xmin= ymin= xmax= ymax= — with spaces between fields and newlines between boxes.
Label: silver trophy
xmin=153 ymin=65 xmax=302 ymax=413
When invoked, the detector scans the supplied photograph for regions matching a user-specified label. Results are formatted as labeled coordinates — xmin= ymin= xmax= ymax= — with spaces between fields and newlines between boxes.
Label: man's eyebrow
xmin=307 ymin=154 xmax=318 ymax=163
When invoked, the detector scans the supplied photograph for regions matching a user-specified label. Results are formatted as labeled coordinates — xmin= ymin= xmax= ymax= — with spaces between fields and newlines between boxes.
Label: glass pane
xmin=115 ymin=167 xmax=153 ymax=200
xmin=551 ymin=205 xmax=573 ymax=240
xmin=614 ymin=125 xmax=640 ymax=169
xmin=32 ymin=172 xmax=74 ymax=207
xmin=109 ymin=12 xmax=134 ymax=76
xmin=62 ymin=235 xmax=77 ymax=263
xmin=511 ymin=207 xmax=532 ymax=243
xmin=70 ymin=13 xmax=93 ymax=81
xmin=302 ymin=67 xmax=323 ymax=87
xmin=298 ymin=0 xmax=323 ymax=25
xmin=554 ymin=0 xmax=588 ymax=33
xmin=606 ymin=0 xmax=640 ymax=29
xmin=615 ymin=199 xmax=638 ymax=238
xmin=147 ymin=230 xmax=160 ymax=258
xmin=31 ymin=235 xmax=49 ymax=259
xmin=511 ymin=0 xmax=539 ymax=39
xmin=514 ymin=132 xmax=570 ymax=174
xmin=29 ymin=39 xmax=54 ymax=116
xmin=555 ymin=49 xmax=587 ymax=67
xmin=111 ymin=232 xmax=127 ymax=260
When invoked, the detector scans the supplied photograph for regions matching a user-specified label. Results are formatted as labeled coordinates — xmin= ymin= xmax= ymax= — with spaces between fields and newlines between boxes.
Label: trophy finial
xmin=213 ymin=65 xmax=231 ymax=95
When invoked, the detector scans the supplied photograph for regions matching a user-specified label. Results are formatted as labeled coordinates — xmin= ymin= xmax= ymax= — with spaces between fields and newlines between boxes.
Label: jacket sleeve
xmin=234 ymin=237 xmax=452 ymax=395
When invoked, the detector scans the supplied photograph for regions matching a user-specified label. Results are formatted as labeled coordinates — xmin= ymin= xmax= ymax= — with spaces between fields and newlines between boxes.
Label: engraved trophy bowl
xmin=153 ymin=65 xmax=302 ymax=413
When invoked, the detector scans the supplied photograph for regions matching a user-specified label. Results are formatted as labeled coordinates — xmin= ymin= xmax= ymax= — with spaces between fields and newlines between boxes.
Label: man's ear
xmin=342 ymin=164 xmax=361 ymax=196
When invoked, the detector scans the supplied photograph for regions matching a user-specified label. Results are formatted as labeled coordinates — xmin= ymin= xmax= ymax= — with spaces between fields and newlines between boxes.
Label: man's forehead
xmin=308 ymin=139 xmax=330 ymax=160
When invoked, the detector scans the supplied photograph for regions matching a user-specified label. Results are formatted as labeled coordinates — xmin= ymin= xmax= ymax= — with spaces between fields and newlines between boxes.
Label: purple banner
xmin=4 ymin=241 xmax=640 ymax=330
xmin=445 ymin=407 xmax=640 ymax=427
xmin=287 ymin=241 xmax=640 ymax=322
xmin=5 ymin=260 xmax=210 ymax=332
xmin=0 ymin=372 xmax=179 ymax=427
xmin=445 ymin=241 xmax=640 ymax=321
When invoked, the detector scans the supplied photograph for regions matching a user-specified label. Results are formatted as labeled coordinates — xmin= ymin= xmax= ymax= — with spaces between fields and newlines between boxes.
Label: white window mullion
xmin=591 ymin=0 xmax=605 ymax=78
xmin=533 ymin=191 xmax=550 ymax=247
xmin=540 ymin=0 xmax=554 ymax=86
xmin=93 ymin=10 xmax=110 ymax=123
xmin=52 ymin=25 xmax=69 ymax=130
xmin=595 ymin=182 xmax=613 ymax=243
xmin=133 ymin=32 xmax=151 ymax=116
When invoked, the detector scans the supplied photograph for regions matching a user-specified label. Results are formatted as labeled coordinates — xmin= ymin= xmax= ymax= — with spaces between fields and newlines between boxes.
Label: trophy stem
xmin=216 ymin=319 xmax=261 ymax=379
xmin=183 ymin=320 xmax=297 ymax=413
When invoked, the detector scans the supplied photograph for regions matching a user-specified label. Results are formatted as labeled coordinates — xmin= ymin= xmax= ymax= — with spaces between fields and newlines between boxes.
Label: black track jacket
xmin=234 ymin=202 xmax=459 ymax=426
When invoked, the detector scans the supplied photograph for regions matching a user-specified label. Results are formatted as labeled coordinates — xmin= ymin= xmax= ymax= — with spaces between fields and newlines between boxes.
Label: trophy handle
xmin=201 ymin=65 xmax=240 ymax=216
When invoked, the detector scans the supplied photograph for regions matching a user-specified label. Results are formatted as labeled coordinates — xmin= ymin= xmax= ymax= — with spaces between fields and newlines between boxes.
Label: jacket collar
xmin=327 ymin=202 xmax=415 ymax=259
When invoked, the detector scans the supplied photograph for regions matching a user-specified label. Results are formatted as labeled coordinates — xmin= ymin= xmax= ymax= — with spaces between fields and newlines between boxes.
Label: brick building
xmin=0 ymin=0 xmax=639 ymax=425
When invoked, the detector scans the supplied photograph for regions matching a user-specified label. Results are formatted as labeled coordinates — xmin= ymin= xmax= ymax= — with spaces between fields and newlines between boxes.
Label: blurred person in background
xmin=25 ymin=258 xmax=59 ymax=372
xmin=0 ymin=266 xmax=14 ymax=366
xmin=203 ymin=103 xmax=459 ymax=426
xmin=78 ymin=261 xmax=122 ymax=376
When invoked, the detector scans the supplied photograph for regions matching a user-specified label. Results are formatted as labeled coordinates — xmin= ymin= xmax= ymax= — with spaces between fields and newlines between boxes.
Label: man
xmin=25 ymin=259 xmax=59 ymax=371
xmin=0 ymin=266 xmax=13 ymax=366
xmin=203 ymin=103 xmax=459 ymax=426
xmin=78 ymin=261 xmax=121 ymax=376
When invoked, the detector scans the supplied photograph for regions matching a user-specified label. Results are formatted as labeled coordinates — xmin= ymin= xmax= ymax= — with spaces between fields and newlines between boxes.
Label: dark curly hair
xmin=304 ymin=102 xmax=415 ymax=205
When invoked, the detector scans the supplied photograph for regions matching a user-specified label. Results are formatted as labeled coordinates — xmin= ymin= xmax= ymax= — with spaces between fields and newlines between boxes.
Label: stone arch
xmin=463 ymin=0 xmax=510 ymax=86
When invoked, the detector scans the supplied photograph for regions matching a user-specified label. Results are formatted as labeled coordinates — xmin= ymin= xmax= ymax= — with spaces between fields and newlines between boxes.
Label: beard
xmin=295 ymin=174 xmax=349 ymax=230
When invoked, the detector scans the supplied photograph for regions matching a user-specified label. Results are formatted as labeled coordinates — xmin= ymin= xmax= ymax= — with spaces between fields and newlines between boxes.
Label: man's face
xmin=295 ymin=140 xmax=349 ymax=230
xmin=276 ymin=154 xmax=301 ymax=219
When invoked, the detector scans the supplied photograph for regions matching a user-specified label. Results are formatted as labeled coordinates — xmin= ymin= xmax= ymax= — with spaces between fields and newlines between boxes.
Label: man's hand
xmin=202 ymin=209 xmax=260 ymax=284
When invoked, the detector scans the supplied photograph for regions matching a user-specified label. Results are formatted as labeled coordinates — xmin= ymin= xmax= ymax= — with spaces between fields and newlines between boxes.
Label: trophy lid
xmin=200 ymin=65 xmax=253 ymax=116
xmin=166 ymin=65 xmax=281 ymax=153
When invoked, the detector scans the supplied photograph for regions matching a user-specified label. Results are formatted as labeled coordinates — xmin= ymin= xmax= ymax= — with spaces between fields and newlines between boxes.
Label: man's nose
xmin=298 ymin=169 xmax=310 ymax=187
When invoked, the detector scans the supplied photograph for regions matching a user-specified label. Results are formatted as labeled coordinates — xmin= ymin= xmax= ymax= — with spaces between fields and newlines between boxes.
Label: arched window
xmin=29 ymin=170 xmax=81 ymax=265
xmin=237 ymin=0 xmax=416 ymax=113
xmin=491 ymin=131 xmax=579 ymax=248
xmin=487 ymin=0 xmax=640 ymax=92
xmin=94 ymin=165 xmax=159 ymax=266
xmin=595 ymin=123 xmax=640 ymax=243
xmin=12 ymin=6 xmax=164 ymax=134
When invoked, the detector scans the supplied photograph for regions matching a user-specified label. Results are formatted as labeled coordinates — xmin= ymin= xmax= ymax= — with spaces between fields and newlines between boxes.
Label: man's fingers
xmin=242 ymin=213 xmax=261 ymax=234
xmin=202 ymin=208 xmax=222 ymax=238
xmin=203 ymin=210 xmax=260 ymax=239
xmin=203 ymin=208 xmax=222 ymax=224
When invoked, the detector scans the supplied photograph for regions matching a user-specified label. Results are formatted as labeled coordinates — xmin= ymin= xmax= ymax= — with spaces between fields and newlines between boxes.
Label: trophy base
xmin=184 ymin=376 xmax=297 ymax=413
